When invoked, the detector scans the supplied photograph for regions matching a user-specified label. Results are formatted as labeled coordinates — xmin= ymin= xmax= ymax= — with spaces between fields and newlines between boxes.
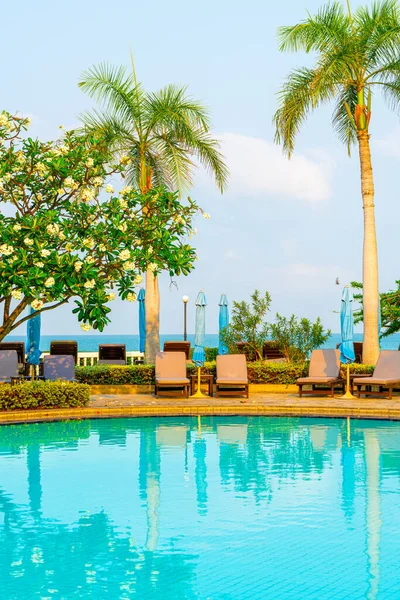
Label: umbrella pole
xmin=341 ymin=363 xmax=356 ymax=399
xmin=191 ymin=367 xmax=206 ymax=398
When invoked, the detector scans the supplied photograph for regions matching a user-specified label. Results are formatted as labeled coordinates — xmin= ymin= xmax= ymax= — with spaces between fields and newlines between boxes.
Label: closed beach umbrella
xmin=218 ymin=294 xmax=229 ymax=355
xmin=339 ymin=287 xmax=355 ymax=398
xmin=192 ymin=291 xmax=207 ymax=397
xmin=138 ymin=288 xmax=146 ymax=353
xmin=26 ymin=307 xmax=41 ymax=377
xmin=192 ymin=291 xmax=207 ymax=366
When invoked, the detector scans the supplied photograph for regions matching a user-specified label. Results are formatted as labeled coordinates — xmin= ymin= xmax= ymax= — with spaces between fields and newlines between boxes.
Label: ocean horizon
xmin=4 ymin=332 xmax=400 ymax=352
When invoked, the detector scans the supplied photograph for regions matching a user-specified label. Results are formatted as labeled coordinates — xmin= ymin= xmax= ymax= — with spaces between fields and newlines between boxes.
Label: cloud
xmin=217 ymin=132 xmax=334 ymax=203
xmin=374 ymin=127 xmax=400 ymax=158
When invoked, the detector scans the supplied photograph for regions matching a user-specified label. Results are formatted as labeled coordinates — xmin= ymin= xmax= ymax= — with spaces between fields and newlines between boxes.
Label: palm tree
xmin=274 ymin=0 xmax=400 ymax=364
xmin=79 ymin=60 xmax=228 ymax=362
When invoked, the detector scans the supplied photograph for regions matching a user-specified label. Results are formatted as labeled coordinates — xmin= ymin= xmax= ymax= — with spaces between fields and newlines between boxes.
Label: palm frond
xmin=331 ymin=85 xmax=358 ymax=155
xmin=356 ymin=0 xmax=400 ymax=69
xmin=278 ymin=2 xmax=350 ymax=53
xmin=274 ymin=68 xmax=324 ymax=157
xmin=79 ymin=63 xmax=142 ymax=125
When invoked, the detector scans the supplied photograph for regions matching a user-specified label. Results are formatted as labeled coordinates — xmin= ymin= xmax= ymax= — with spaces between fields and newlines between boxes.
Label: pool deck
xmin=1 ymin=391 xmax=400 ymax=424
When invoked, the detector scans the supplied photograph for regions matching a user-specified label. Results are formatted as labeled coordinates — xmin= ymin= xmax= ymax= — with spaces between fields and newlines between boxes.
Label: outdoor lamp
xmin=182 ymin=295 xmax=189 ymax=341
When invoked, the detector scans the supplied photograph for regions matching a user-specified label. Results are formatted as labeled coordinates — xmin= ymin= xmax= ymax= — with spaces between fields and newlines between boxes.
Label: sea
xmin=4 ymin=332 xmax=400 ymax=352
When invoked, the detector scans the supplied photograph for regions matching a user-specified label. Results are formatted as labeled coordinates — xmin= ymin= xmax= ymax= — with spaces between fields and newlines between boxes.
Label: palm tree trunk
xmin=145 ymin=270 xmax=160 ymax=363
xmin=357 ymin=130 xmax=379 ymax=365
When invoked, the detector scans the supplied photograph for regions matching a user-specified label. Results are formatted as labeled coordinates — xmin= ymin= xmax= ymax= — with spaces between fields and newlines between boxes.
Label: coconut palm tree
xmin=79 ymin=60 xmax=228 ymax=362
xmin=274 ymin=0 xmax=400 ymax=364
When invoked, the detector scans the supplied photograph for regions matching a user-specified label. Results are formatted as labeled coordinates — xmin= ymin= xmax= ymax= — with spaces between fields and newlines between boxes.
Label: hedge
xmin=75 ymin=361 xmax=376 ymax=386
xmin=0 ymin=382 xmax=90 ymax=411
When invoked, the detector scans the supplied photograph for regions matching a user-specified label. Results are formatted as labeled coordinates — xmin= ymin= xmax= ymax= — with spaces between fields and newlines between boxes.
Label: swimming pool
xmin=0 ymin=416 xmax=399 ymax=599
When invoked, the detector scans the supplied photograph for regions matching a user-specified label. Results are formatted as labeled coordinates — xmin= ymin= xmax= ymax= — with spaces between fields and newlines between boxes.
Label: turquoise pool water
xmin=1 ymin=417 xmax=400 ymax=599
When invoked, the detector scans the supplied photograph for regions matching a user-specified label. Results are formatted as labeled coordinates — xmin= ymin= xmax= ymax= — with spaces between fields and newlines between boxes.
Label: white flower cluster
xmin=79 ymin=187 xmax=96 ymax=202
xmin=118 ymin=223 xmax=127 ymax=232
xmin=123 ymin=261 xmax=135 ymax=271
xmin=53 ymin=145 xmax=68 ymax=156
xmin=83 ymin=238 xmax=94 ymax=249
xmin=13 ymin=223 xmax=22 ymax=232
xmin=35 ymin=162 xmax=47 ymax=176
xmin=120 ymin=186 xmax=132 ymax=196
xmin=80 ymin=323 xmax=92 ymax=331
xmin=134 ymin=274 xmax=143 ymax=285
xmin=148 ymin=263 xmax=158 ymax=272
xmin=84 ymin=279 xmax=96 ymax=289
xmin=0 ymin=244 xmax=13 ymax=256
xmin=92 ymin=176 xmax=103 ymax=187
xmin=31 ymin=299 xmax=44 ymax=311
xmin=11 ymin=289 xmax=22 ymax=300
xmin=0 ymin=113 xmax=9 ymax=128
xmin=119 ymin=249 xmax=130 ymax=261
xmin=46 ymin=223 xmax=60 ymax=236
xmin=105 ymin=184 xmax=114 ymax=194
xmin=24 ymin=237 xmax=34 ymax=246
xmin=126 ymin=292 xmax=137 ymax=302
xmin=40 ymin=249 xmax=51 ymax=257
xmin=107 ymin=292 xmax=116 ymax=301
xmin=44 ymin=277 xmax=55 ymax=288
xmin=74 ymin=261 xmax=83 ymax=272
xmin=64 ymin=177 xmax=79 ymax=190
xmin=202 ymin=212 xmax=211 ymax=219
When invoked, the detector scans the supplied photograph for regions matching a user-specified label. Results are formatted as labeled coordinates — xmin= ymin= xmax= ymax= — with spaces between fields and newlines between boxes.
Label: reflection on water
xmin=1 ymin=417 xmax=400 ymax=599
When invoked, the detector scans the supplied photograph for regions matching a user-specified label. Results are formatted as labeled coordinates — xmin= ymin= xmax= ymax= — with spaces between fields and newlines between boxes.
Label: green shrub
xmin=270 ymin=314 xmax=331 ymax=362
xmin=348 ymin=363 xmax=375 ymax=375
xmin=0 ymin=382 xmax=90 ymax=411
xmin=190 ymin=347 xmax=218 ymax=362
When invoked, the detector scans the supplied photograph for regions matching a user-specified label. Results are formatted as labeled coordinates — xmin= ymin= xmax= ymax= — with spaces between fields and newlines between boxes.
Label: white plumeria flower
xmin=83 ymin=279 xmax=96 ymax=289
xmin=40 ymin=249 xmax=51 ymax=257
xmin=0 ymin=114 xmax=9 ymax=127
xmin=120 ymin=186 xmax=132 ymax=196
xmin=0 ymin=244 xmax=14 ymax=256
xmin=134 ymin=275 xmax=143 ymax=285
xmin=92 ymin=176 xmax=103 ymax=187
xmin=46 ymin=223 xmax=60 ymax=236
xmin=119 ymin=249 xmax=130 ymax=261
xmin=31 ymin=299 xmax=44 ymax=311
xmin=118 ymin=223 xmax=127 ymax=232
xmin=107 ymin=292 xmax=116 ymax=301
xmin=11 ymin=289 xmax=22 ymax=300
xmin=123 ymin=261 xmax=135 ymax=271
xmin=80 ymin=323 xmax=92 ymax=331
xmin=148 ymin=263 xmax=158 ymax=272
xmin=105 ymin=184 xmax=114 ymax=194
xmin=83 ymin=238 xmax=94 ymax=248
xmin=74 ymin=261 xmax=83 ymax=272
xmin=98 ymin=244 xmax=107 ymax=252
xmin=24 ymin=237 xmax=34 ymax=246
xmin=126 ymin=292 xmax=137 ymax=302
xmin=79 ymin=187 xmax=96 ymax=202
xmin=34 ymin=261 xmax=44 ymax=268
xmin=86 ymin=256 xmax=95 ymax=264
xmin=13 ymin=224 xmax=22 ymax=232
xmin=44 ymin=277 xmax=55 ymax=288
xmin=202 ymin=212 xmax=211 ymax=219
xmin=64 ymin=176 xmax=75 ymax=188
xmin=119 ymin=199 xmax=128 ymax=209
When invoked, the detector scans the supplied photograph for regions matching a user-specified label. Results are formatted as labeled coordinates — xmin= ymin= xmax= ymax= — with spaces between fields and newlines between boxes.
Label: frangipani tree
xmin=78 ymin=61 xmax=228 ymax=362
xmin=0 ymin=112 xmax=198 ymax=339
xmin=274 ymin=0 xmax=400 ymax=364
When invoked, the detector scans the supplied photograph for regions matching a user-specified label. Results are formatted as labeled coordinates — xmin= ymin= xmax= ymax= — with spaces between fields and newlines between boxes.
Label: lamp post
xmin=182 ymin=295 xmax=189 ymax=341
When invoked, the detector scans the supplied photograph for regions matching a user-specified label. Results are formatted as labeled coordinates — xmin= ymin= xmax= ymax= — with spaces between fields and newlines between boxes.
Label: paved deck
xmin=1 ymin=391 xmax=400 ymax=424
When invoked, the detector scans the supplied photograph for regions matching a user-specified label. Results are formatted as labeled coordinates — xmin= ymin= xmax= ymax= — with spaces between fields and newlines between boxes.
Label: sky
xmin=1 ymin=0 xmax=399 ymax=336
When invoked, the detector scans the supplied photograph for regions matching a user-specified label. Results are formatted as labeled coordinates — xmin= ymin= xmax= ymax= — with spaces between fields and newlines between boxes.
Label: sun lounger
xmin=163 ymin=341 xmax=191 ymax=360
xmin=297 ymin=349 xmax=344 ymax=397
xmin=155 ymin=352 xmax=190 ymax=398
xmin=0 ymin=350 xmax=23 ymax=383
xmin=353 ymin=350 xmax=400 ymax=399
xmin=43 ymin=355 xmax=75 ymax=381
xmin=216 ymin=354 xmax=249 ymax=398
xmin=98 ymin=344 xmax=126 ymax=365
xmin=50 ymin=340 xmax=78 ymax=364
xmin=0 ymin=342 xmax=26 ymax=368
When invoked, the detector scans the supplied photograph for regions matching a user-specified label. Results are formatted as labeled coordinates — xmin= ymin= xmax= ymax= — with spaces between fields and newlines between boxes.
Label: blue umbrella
xmin=192 ymin=292 xmax=207 ymax=397
xmin=218 ymin=294 xmax=229 ymax=355
xmin=192 ymin=291 xmax=207 ymax=366
xmin=339 ymin=287 xmax=355 ymax=398
xmin=138 ymin=288 xmax=146 ymax=354
xmin=339 ymin=287 xmax=355 ymax=364
xmin=26 ymin=307 xmax=41 ymax=375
